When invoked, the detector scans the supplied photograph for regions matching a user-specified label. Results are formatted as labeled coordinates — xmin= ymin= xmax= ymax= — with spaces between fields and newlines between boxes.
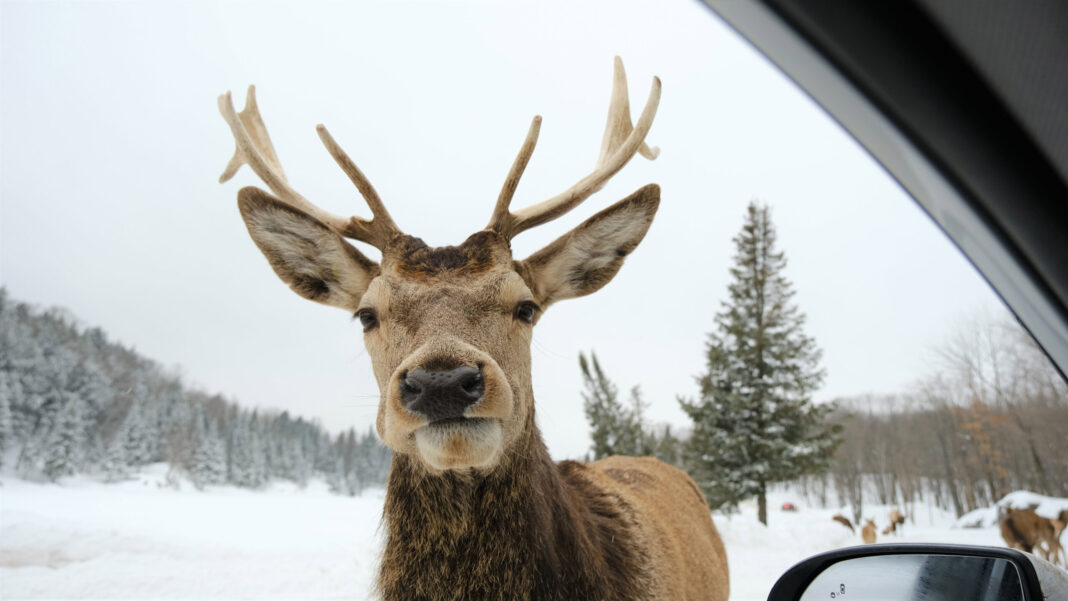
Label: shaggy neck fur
xmin=378 ymin=415 xmax=650 ymax=601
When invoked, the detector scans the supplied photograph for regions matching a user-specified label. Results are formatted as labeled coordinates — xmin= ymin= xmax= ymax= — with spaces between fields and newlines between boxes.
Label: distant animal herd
xmin=831 ymin=507 xmax=1067 ymax=567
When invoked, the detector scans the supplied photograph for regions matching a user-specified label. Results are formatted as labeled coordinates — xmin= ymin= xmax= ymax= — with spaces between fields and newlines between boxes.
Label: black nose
xmin=401 ymin=366 xmax=484 ymax=422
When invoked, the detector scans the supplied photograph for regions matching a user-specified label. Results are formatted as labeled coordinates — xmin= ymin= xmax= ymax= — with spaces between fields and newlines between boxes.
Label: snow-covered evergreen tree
xmin=227 ymin=411 xmax=267 ymax=488
xmin=680 ymin=202 xmax=840 ymax=524
xmin=247 ymin=412 xmax=267 ymax=487
xmin=0 ymin=373 xmax=13 ymax=469
xmin=0 ymin=289 xmax=395 ymax=490
xmin=191 ymin=410 xmax=226 ymax=489
xmin=326 ymin=455 xmax=345 ymax=494
xmin=122 ymin=400 xmax=157 ymax=466
xmin=101 ymin=435 xmax=129 ymax=482
xmin=43 ymin=393 xmax=89 ymax=481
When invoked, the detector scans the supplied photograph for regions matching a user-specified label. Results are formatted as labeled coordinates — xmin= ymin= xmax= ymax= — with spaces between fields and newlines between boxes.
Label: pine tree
xmin=43 ymin=394 xmax=88 ymax=481
xmin=247 ymin=412 xmax=268 ymax=487
xmin=121 ymin=401 xmax=156 ymax=466
xmin=101 ymin=435 xmax=129 ymax=482
xmin=0 ymin=373 xmax=13 ymax=470
xmin=651 ymin=423 xmax=682 ymax=467
xmin=580 ymin=352 xmax=639 ymax=459
xmin=579 ymin=352 xmax=684 ymax=463
xmin=680 ymin=202 xmax=840 ymax=524
xmin=191 ymin=411 xmax=226 ymax=489
xmin=326 ymin=454 xmax=346 ymax=494
xmin=626 ymin=386 xmax=654 ymax=456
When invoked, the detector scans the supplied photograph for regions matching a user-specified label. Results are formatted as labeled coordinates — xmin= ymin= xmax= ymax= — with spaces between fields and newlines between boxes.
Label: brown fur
xmin=831 ymin=514 xmax=854 ymax=533
xmin=1049 ymin=519 xmax=1066 ymax=567
xmin=861 ymin=519 xmax=877 ymax=544
xmin=223 ymin=62 xmax=720 ymax=597
xmin=234 ymin=181 xmax=728 ymax=599
xmin=882 ymin=508 xmax=905 ymax=536
xmin=1000 ymin=508 xmax=1065 ymax=566
xmin=379 ymin=430 xmax=728 ymax=601
xmin=389 ymin=232 xmax=499 ymax=278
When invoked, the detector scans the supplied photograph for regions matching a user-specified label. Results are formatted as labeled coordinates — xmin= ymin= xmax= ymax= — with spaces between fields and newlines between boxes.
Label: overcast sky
xmin=1 ymin=0 xmax=1007 ymax=459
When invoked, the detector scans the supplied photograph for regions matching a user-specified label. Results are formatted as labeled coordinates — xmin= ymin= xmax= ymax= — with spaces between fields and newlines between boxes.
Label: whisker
xmin=531 ymin=336 xmax=567 ymax=360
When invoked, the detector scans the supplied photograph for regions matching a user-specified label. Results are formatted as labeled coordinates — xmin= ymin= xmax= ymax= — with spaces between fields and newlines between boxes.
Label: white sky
xmin=1 ymin=0 xmax=1006 ymax=459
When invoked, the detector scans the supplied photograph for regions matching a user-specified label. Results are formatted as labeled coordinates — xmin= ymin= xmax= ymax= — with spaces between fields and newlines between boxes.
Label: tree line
xmin=810 ymin=316 xmax=1068 ymax=523
xmin=0 ymin=288 xmax=390 ymax=493
xmin=581 ymin=201 xmax=1066 ymax=525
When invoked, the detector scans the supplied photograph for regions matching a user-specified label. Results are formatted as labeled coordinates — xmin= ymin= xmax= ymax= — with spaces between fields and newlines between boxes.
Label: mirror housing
xmin=768 ymin=544 xmax=1046 ymax=601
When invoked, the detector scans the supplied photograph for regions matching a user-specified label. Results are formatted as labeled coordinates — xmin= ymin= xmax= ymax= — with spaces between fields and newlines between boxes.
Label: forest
xmin=809 ymin=315 xmax=1068 ymax=522
xmin=4 ymin=279 xmax=1066 ymax=524
xmin=0 ymin=288 xmax=391 ymax=493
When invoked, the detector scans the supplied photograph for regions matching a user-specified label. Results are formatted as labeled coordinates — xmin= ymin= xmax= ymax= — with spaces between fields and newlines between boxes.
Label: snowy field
xmin=0 ymin=466 xmax=1039 ymax=601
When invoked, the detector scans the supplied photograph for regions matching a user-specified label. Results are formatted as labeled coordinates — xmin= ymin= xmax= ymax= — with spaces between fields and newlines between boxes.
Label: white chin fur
xmin=414 ymin=419 xmax=503 ymax=471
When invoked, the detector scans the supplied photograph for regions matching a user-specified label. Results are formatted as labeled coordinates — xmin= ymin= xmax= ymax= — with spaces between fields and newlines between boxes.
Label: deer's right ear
xmin=237 ymin=186 xmax=380 ymax=310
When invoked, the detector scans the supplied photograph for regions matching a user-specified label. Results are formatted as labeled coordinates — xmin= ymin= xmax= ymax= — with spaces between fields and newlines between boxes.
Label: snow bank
xmin=953 ymin=491 xmax=1068 ymax=529
xmin=955 ymin=506 xmax=1000 ymax=529
xmin=998 ymin=491 xmax=1068 ymax=518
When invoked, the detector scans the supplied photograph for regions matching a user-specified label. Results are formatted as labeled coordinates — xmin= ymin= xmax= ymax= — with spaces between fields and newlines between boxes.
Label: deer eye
xmin=513 ymin=301 xmax=538 ymax=324
xmin=355 ymin=308 xmax=378 ymax=332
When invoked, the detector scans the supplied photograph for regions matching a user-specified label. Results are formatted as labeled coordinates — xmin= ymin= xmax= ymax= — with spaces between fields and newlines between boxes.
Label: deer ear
xmin=237 ymin=186 xmax=379 ymax=310
xmin=519 ymin=184 xmax=659 ymax=308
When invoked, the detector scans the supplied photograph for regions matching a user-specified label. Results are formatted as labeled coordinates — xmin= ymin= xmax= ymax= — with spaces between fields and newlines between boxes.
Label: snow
xmin=0 ymin=468 xmax=1055 ymax=600
xmin=716 ymin=488 xmax=1009 ymax=601
xmin=997 ymin=491 xmax=1068 ymax=518
xmin=1 ymin=465 xmax=385 ymax=599
xmin=953 ymin=490 xmax=1068 ymax=529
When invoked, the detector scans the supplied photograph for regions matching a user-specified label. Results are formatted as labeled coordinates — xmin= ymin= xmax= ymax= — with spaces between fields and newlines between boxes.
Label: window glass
xmin=2 ymin=2 xmax=1064 ymax=600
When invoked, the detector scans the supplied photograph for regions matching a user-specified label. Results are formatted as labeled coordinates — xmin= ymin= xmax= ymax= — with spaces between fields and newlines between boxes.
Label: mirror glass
xmin=799 ymin=554 xmax=1024 ymax=601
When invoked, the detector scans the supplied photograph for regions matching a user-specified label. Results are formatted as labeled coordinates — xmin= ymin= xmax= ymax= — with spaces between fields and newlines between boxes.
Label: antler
xmin=487 ymin=56 xmax=661 ymax=240
xmin=218 ymin=85 xmax=400 ymax=248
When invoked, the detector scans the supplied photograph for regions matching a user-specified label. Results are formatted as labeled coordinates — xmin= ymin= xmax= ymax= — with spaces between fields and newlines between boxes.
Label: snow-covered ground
xmin=1 ymin=466 xmax=385 ymax=600
xmin=0 ymin=468 xmax=1033 ymax=600
xmin=717 ymin=488 xmax=1006 ymax=601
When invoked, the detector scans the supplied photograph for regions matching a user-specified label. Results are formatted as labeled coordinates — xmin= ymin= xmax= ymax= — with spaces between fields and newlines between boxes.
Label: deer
xmin=881 ymin=508 xmax=905 ymax=536
xmin=1048 ymin=518 xmax=1066 ymax=567
xmin=861 ymin=518 xmax=877 ymax=544
xmin=831 ymin=514 xmax=854 ymax=533
xmin=217 ymin=57 xmax=729 ymax=601
xmin=1000 ymin=508 xmax=1065 ymax=566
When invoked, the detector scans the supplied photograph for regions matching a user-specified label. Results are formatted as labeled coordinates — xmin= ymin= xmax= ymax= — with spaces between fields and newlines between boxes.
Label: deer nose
xmin=401 ymin=366 xmax=484 ymax=422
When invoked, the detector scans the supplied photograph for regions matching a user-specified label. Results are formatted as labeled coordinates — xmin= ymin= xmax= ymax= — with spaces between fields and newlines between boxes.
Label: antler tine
xmin=316 ymin=125 xmax=401 ymax=248
xmin=218 ymin=87 xmax=349 ymax=231
xmin=218 ymin=86 xmax=391 ymax=247
xmin=219 ymin=85 xmax=287 ymax=184
xmin=490 ymin=57 xmax=661 ymax=240
xmin=598 ymin=56 xmax=659 ymax=166
xmin=488 ymin=115 xmax=542 ymax=234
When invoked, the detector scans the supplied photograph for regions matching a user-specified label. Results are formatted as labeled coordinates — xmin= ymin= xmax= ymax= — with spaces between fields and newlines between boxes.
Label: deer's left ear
xmin=519 ymin=184 xmax=659 ymax=308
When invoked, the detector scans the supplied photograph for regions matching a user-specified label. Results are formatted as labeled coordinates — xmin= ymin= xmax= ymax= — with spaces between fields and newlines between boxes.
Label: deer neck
xmin=377 ymin=413 xmax=649 ymax=601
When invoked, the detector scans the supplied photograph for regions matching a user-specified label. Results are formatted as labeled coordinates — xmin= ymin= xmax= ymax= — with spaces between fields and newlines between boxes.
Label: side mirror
xmin=768 ymin=544 xmax=1047 ymax=601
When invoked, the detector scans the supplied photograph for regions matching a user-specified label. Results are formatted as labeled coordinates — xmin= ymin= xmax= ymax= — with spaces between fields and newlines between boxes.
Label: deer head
xmin=219 ymin=57 xmax=660 ymax=473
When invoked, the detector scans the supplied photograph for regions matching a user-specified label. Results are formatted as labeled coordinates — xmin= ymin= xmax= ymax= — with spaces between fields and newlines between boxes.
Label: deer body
xmin=882 ymin=508 xmax=905 ymax=536
xmin=1001 ymin=508 xmax=1066 ymax=567
xmin=382 ymin=450 xmax=726 ymax=600
xmin=861 ymin=519 xmax=877 ymax=544
xmin=219 ymin=58 xmax=728 ymax=600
